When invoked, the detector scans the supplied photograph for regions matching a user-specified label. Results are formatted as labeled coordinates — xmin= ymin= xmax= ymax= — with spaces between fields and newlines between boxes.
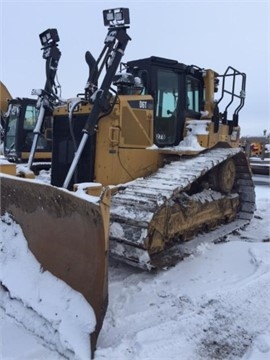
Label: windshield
xmin=5 ymin=104 xmax=20 ymax=151
xmin=24 ymin=104 xmax=39 ymax=130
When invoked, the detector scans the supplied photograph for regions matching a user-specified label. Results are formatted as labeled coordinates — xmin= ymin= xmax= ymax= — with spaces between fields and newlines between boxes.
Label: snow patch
xmin=177 ymin=120 xmax=209 ymax=150
xmin=0 ymin=213 xmax=96 ymax=360
xmin=110 ymin=222 xmax=125 ymax=238
xmin=186 ymin=119 xmax=210 ymax=135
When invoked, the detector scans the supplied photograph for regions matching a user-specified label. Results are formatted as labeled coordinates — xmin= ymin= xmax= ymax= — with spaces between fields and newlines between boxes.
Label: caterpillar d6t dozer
xmin=1 ymin=7 xmax=255 ymax=357
xmin=48 ymin=8 xmax=255 ymax=269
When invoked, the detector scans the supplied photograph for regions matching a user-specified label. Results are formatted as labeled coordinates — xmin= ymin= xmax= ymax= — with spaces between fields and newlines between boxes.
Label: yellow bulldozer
xmin=0 ymin=27 xmax=63 ymax=173
xmin=0 ymin=81 xmax=53 ymax=170
xmin=1 ymin=8 xmax=255 ymax=358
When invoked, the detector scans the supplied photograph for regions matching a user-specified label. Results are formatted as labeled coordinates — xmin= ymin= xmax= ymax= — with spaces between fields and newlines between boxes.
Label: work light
xmin=103 ymin=8 xmax=130 ymax=27
xmin=39 ymin=28 xmax=60 ymax=47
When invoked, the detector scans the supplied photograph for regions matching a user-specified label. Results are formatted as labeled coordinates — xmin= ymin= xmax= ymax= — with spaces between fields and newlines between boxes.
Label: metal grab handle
xmin=109 ymin=126 xmax=120 ymax=145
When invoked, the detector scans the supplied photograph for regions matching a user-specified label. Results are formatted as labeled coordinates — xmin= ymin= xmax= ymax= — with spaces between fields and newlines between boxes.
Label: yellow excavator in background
xmin=1 ymin=8 xmax=256 ymax=358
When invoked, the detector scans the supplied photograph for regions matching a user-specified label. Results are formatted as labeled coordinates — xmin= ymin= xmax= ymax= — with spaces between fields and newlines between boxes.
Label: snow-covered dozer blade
xmin=0 ymin=174 xmax=110 ymax=355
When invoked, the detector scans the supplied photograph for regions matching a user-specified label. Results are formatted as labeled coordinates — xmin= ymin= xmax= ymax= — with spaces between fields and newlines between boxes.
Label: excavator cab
xmin=4 ymin=98 xmax=52 ymax=165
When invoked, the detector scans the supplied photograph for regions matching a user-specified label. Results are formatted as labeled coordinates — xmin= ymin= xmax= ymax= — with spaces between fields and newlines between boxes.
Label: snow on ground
xmin=1 ymin=181 xmax=270 ymax=360
xmin=0 ymin=215 xmax=96 ymax=359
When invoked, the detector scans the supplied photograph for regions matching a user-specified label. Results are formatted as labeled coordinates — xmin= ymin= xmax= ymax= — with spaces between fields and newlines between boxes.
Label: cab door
xmin=155 ymin=69 xmax=180 ymax=146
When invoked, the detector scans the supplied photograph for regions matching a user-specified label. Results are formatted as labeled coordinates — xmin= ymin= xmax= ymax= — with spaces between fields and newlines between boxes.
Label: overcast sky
xmin=1 ymin=0 xmax=269 ymax=135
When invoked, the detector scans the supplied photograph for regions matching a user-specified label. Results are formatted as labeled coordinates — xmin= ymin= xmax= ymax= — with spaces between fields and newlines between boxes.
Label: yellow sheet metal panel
xmin=0 ymin=161 xmax=16 ymax=176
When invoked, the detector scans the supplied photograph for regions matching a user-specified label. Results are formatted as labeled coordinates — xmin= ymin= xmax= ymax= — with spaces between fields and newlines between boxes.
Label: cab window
xmin=23 ymin=105 xmax=39 ymax=130
xmin=5 ymin=104 xmax=20 ymax=150
xmin=187 ymin=77 xmax=200 ymax=112
xmin=155 ymin=69 xmax=178 ymax=146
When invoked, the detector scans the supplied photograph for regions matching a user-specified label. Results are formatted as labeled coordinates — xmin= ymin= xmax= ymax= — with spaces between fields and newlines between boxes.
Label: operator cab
xmin=126 ymin=56 xmax=205 ymax=147
xmin=4 ymin=98 xmax=52 ymax=162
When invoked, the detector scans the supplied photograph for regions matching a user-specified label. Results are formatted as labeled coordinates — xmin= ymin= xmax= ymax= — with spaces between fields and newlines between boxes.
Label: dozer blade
xmin=0 ymin=174 xmax=110 ymax=355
